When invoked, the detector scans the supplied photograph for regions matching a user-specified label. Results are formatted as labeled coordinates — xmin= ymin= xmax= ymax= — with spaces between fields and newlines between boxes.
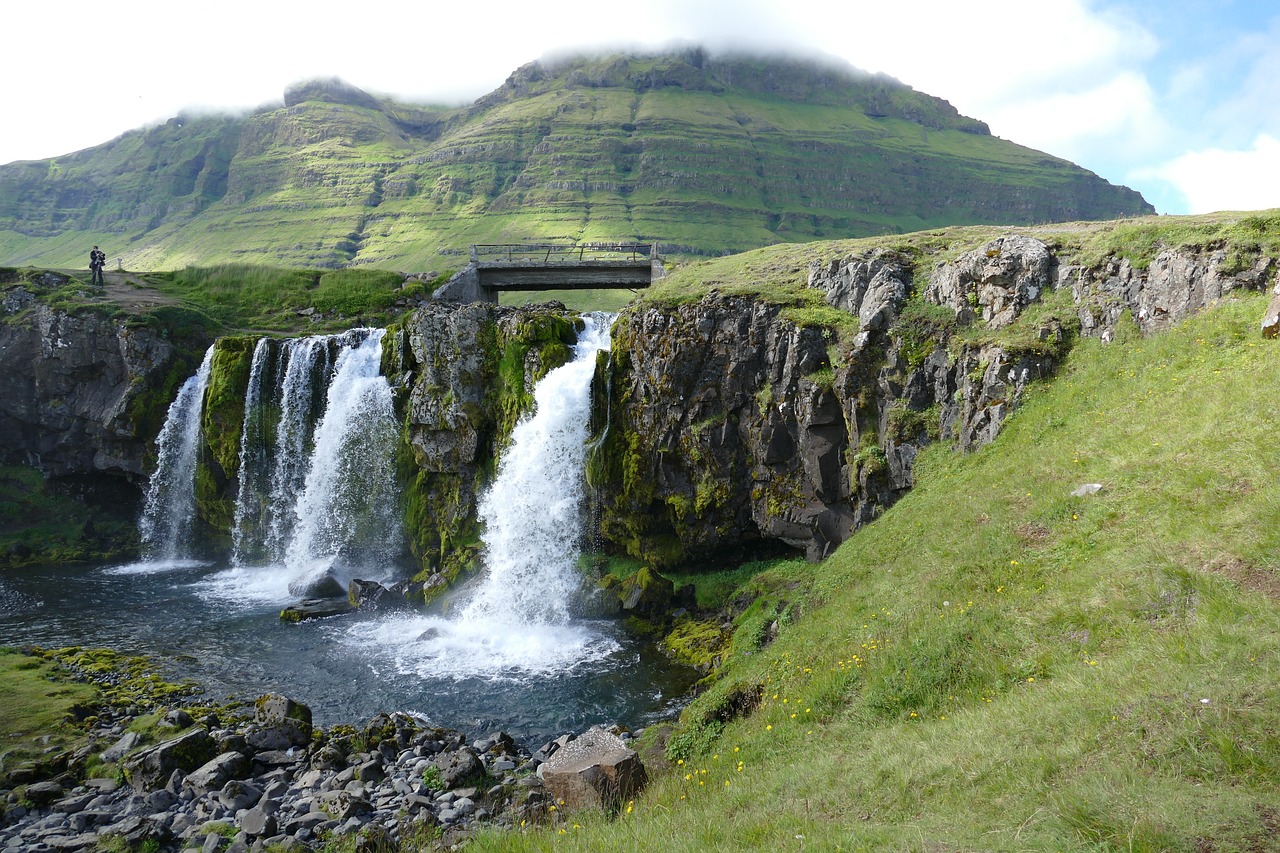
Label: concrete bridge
xmin=433 ymin=243 xmax=663 ymax=303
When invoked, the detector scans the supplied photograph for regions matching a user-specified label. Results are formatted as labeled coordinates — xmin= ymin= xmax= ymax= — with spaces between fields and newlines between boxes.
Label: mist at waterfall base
xmin=0 ymin=318 xmax=695 ymax=742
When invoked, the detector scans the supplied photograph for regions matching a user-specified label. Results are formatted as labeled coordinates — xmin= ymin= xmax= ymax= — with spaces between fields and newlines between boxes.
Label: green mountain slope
xmin=0 ymin=50 xmax=1152 ymax=270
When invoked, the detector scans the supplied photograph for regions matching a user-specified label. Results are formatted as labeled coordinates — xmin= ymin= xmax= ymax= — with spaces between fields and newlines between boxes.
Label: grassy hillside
xmin=0 ymin=51 xmax=1151 ymax=271
xmin=468 ymin=293 xmax=1280 ymax=850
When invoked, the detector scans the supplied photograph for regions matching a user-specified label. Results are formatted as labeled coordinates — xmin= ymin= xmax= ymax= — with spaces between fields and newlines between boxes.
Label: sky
xmin=4 ymin=0 xmax=1278 ymax=216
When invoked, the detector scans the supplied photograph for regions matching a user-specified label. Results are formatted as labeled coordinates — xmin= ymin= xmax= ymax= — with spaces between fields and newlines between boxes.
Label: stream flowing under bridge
xmin=432 ymin=242 xmax=664 ymax=303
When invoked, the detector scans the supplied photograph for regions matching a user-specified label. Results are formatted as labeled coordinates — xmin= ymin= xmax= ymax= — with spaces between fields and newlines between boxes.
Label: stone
xmin=539 ymin=726 xmax=647 ymax=812
xmin=279 ymin=598 xmax=355 ymax=623
xmin=1263 ymin=282 xmax=1280 ymax=338
xmin=161 ymin=709 xmax=196 ymax=729
xmin=433 ymin=749 xmax=484 ymax=789
xmin=24 ymin=781 xmax=65 ymax=807
xmin=100 ymin=730 xmax=143 ymax=763
xmin=217 ymin=779 xmax=262 ymax=812
xmin=123 ymin=729 xmax=216 ymax=792
xmin=347 ymin=579 xmax=410 ymax=612
xmin=245 ymin=694 xmax=312 ymax=750
xmin=315 ymin=791 xmax=373 ymax=821
xmin=618 ymin=567 xmax=676 ymax=615
xmin=238 ymin=805 xmax=277 ymax=837
xmin=1071 ymin=483 xmax=1104 ymax=497
xmin=925 ymin=235 xmax=1053 ymax=329
xmin=185 ymin=751 xmax=250 ymax=793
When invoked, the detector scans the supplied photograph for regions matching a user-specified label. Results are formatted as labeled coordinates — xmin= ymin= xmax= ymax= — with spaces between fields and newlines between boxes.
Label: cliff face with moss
xmin=0 ymin=284 xmax=206 ymax=483
xmin=388 ymin=301 xmax=581 ymax=585
xmin=0 ymin=271 xmax=210 ymax=564
xmin=586 ymin=232 xmax=1278 ymax=569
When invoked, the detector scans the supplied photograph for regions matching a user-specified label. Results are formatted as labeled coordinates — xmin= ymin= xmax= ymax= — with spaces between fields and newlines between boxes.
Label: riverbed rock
xmin=279 ymin=597 xmax=355 ymax=623
xmin=244 ymin=694 xmax=312 ymax=751
xmin=433 ymin=748 xmax=484 ymax=789
xmin=539 ymin=726 xmax=646 ymax=812
xmin=123 ymin=729 xmax=216 ymax=792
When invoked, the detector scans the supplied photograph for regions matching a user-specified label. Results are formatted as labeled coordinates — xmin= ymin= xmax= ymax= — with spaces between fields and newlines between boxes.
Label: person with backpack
xmin=89 ymin=246 xmax=105 ymax=285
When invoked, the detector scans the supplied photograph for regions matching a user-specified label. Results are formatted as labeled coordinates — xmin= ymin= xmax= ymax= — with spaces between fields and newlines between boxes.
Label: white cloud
xmin=1142 ymin=134 xmax=1280 ymax=213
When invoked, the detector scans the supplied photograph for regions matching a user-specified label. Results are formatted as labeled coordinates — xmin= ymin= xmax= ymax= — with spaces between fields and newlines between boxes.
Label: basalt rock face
xmin=589 ymin=236 xmax=1277 ymax=569
xmin=0 ymin=296 xmax=198 ymax=481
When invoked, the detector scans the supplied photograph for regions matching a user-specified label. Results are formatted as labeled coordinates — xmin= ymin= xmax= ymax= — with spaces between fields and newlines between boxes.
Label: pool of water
xmin=0 ymin=558 xmax=696 ymax=746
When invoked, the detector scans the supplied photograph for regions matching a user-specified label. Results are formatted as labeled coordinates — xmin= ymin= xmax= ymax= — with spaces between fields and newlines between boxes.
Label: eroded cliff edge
xmin=585 ymin=232 xmax=1278 ymax=569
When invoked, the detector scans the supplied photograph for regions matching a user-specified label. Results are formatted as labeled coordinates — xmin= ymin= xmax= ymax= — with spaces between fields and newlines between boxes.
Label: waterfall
xmin=463 ymin=313 xmax=612 ymax=623
xmin=282 ymin=329 xmax=402 ymax=594
xmin=343 ymin=313 xmax=619 ymax=679
xmin=214 ymin=329 xmax=400 ymax=595
xmin=138 ymin=345 xmax=216 ymax=562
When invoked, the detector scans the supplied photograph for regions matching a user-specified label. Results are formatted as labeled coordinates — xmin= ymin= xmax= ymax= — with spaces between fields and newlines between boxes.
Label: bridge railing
xmin=470 ymin=242 xmax=655 ymax=264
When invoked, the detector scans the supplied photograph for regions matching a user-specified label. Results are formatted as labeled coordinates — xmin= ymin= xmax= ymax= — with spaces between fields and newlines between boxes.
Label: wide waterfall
xmin=227 ymin=329 xmax=402 ymax=594
xmin=347 ymin=313 xmax=619 ymax=678
xmin=138 ymin=345 xmax=216 ymax=563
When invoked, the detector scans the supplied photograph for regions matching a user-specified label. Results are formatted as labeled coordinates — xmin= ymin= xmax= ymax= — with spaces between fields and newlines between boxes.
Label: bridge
xmin=433 ymin=242 xmax=663 ymax=304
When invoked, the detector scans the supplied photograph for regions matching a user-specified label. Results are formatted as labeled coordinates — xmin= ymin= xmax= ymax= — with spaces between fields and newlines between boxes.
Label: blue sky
xmin=4 ymin=0 xmax=1278 ymax=216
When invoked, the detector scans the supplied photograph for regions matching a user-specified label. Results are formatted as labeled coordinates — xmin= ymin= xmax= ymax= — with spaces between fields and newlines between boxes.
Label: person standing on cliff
xmin=89 ymin=246 xmax=105 ymax=285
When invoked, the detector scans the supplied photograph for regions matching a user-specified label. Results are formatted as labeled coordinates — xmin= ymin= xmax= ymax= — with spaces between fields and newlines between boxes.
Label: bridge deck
xmin=434 ymin=243 xmax=664 ymax=303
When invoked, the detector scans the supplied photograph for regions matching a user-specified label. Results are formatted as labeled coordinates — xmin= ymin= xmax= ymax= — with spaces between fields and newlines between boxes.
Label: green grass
xmin=138 ymin=264 xmax=427 ymax=333
xmin=0 ymin=649 xmax=96 ymax=781
xmin=464 ymin=292 xmax=1280 ymax=851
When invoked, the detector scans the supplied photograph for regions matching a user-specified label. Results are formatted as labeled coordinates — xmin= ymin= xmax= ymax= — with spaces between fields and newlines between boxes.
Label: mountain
xmin=0 ymin=49 xmax=1153 ymax=270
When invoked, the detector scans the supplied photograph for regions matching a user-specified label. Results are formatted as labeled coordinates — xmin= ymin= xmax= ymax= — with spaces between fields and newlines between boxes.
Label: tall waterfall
xmin=462 ymin=314 xmax=612 ymax=624
xmin=139 ymin=345 xmax=216 ymax=562
xmin=281 ymin=330 xmax=401 ymax=593
xmin=344 ymin=314 xmax=620 ymax=680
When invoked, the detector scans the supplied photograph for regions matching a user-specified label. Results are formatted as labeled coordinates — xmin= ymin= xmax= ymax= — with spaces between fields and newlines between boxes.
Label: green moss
xmin=662 ymin=617 xmax=730 ymax=671
xmin=195 ymin=336 xmax=257 ymax=537
xmin=891 ymin=297 xmax=957 ymax=370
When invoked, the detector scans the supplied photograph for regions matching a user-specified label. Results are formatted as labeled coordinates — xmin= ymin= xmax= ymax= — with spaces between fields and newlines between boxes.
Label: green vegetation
xmin=0 ymin=648 xmax=96 ymax=781
xmin=0 ymin=647 xmax=202 ymax=786
xmin=0 ymin=466 xmax=138 ymax=567
xmin=142 ymin=265 xmax=427 ymax=333
xmin=468 ymin=293 xmax=1280 ymax=850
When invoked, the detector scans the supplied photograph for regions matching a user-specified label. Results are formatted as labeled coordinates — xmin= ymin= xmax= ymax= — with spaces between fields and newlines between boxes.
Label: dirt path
xmin=53 ymin=268 xmax=182 ymax=312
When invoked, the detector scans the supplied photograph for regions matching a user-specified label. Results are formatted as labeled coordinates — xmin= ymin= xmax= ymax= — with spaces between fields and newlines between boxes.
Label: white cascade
xmin=138 ymin=345 xmax=216 ymax=562
xmin=282 ymin=329 xmax=402 ymax=594
xmin=341 ymin=314 xmax=620 ymax=681
xmin=461 ymin=314 xmax=611 ymax=624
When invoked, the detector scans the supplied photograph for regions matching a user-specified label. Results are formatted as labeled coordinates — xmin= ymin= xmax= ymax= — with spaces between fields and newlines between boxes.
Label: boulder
xmin=539 ymin=726 xmax=647 ymax=812
xmin=1263 ymin=282 xmax=1280 ymax=338
xmin=618 ymin=567 xmax=675 ymax=616
xmin=185 ymin=751 xmax=250 ymax=793
xmin=433 ymin=748 xmax=484 ymax=789
xmin=245 ymin=693 xmax=313 ymax=750
xmin=925 ymin=235 xmax=1053 ymax=329
xmin=348 ymin=578 xmax=410 ymax=612
xmin=279 ymin=597 xmax=354 ymax=623
xmin=122 ymin=729 xmax=216 ymax=792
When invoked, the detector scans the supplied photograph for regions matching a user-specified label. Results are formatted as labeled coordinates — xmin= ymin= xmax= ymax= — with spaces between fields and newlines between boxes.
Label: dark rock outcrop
xmin=588 ymin=236 xmax=1277 ymax=569
xmin=0 ymin=299 xmax=193 ymax=479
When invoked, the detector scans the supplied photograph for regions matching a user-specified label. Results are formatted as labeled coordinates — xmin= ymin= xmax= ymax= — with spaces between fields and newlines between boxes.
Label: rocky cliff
xmin=0 ymin=271 xmax=210 ymax=563
xmin=0 ymin=275 xmax=205 ymax=479
xmin=585 ymin=233 xmax=1278 ymax=568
